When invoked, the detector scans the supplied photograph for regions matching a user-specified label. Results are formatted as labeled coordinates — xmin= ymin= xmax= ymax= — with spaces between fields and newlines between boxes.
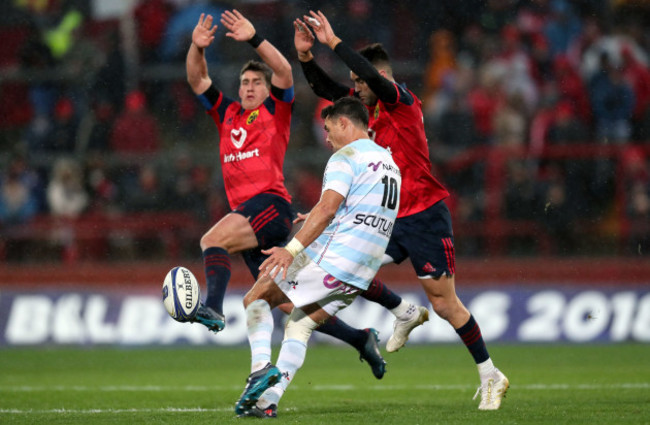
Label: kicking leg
xmin=194 ymin=213 xmax=257 ymax=332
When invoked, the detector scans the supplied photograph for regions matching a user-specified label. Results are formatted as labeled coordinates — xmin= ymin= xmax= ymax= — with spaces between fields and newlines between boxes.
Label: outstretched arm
xmin=221 ymin=9 xmax=292 ymax=89
xmin=294 ymin=19 xmax=350 ymax=101
xmin=186 ymin=13 xmax=218 ymax=95
xmin=259 ymin=189 xmax=344 ymax=280
xmin=304 ymin=10 xmax=398 ymax=104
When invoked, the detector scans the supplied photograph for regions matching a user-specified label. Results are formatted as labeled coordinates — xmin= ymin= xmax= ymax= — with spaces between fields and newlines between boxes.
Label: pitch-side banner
xmin=0 ymin=286 xmax=649 ymax=346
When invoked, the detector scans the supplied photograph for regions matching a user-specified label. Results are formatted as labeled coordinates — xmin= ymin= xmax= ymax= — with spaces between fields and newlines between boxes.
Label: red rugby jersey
xmin=207 ymin=91 xmax=292 ymax=209
xmin=354 ymin=86 xmax=449 ymax=217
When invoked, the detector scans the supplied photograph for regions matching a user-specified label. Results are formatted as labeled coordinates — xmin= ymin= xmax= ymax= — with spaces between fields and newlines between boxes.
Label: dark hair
xmin=358 ymin=43 xmax=390 ymax=68
xmin=240 ymin=60 xmax=272 ymax=87
xmin=321 ymin=96 xmax=369 ymax=128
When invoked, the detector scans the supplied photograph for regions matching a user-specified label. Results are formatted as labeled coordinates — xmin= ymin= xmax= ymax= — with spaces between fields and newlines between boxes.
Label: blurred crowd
xmin=0 ymin=0 xmax=649 ymax=259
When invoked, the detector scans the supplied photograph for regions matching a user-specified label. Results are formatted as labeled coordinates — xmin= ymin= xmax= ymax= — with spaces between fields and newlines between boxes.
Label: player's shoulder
xmin=384 ymin=83 xmax=418 ymax=108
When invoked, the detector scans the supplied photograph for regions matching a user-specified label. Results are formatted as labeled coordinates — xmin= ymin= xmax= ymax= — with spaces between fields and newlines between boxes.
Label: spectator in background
xmin=542 ymin=0 xmax=582 ymax=57
xmin=289 ymin=165 xmax=322 ymax=214
xmin=467 ymin=66 xmax=503 ymax=143
xmin=159 ymin=0 xmax=225 ymax=62
xmin=123 ymin=163 xmax=165 ymax=212
xmin=0 ymin=155 xmax=40 ymax=225
xmin=76 ymin=97 xmax=116 ymax=153
xmin=25 ymin=96 xmax=79 ymax=153
xmin=546 ymin=101 xmax=589 ymax=145
xmin=538 ymin=163 xmax=574 ymax=254
xmin=84 ymin=153 xmax=120 ymax=215
xmin=422 ymin=29 xmax=457 ymax=117
xmin=620 ymin=46 xmax=650 ymax=140
xmin=504 ymin=160 xmax=541 ymax=221
xmin=48 ymin=96 xmax=78 ymax=152
xmin=435 ymin=94 xmax=480 ymax=159
xmin=47 ymin=157 xmax=88 ymax=218
xmin=589 ymin=53 xmax=635 ymax=144
xmin=493 ymin=92 xmax=528 ymax=147
xmin=553 ymin=55 xmax=591 ymax=124
xmin=622 ymin=147 xmax=650 ymax=254
xmin=162 ymin=150 xmax=206 ymax=217
xmin=110 ymin=90 xmax=162 ymax=154
xmin=134 ymin=0 xmax=173 ymax=64
xmin=93 ymin=30 xmax=126 ymax=112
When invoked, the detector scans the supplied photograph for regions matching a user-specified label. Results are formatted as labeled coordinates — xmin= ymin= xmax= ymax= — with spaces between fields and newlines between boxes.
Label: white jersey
xmin=304 ymin=138 xmax=401 ymax=290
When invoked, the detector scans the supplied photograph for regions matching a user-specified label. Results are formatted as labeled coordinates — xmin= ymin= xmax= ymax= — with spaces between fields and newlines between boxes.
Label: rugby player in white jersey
xmin=234 ymin=96 xmax=401 ymax=418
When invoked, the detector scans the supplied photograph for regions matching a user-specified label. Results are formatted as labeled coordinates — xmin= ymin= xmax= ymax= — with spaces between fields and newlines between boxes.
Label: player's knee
xmin=200 ymin=230 xmax=222 ymax=251
xmin=284 ymin=309 xmax=317 ymax=345
xmin=429 ymin=295 xmax=464 ymax=322
xmin=243 ymin=290 xmax=256 ymax=308
xmin=245 ymin=299 xmax=271 ymax=320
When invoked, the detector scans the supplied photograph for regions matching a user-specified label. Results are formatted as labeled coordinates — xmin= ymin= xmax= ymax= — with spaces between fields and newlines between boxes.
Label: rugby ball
xmin=162 ymin=266 xmax=201 ymax=322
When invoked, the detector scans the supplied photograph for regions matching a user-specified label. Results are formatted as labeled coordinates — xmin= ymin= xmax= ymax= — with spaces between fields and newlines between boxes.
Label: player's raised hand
xmin=260 ymin=247 xmax=294 ymax=280
xmin=221 ymin=9 xmax=255 ymax=42
xmin=192 ymin=13 xmax=218 ymax=49
xmin=304 ymin=10 xmax=338 ymax=47
xmin=294 ymin=19 xmax=315 ymax=54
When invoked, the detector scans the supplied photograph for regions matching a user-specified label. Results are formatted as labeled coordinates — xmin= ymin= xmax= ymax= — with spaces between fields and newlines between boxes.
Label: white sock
xmin=390 ymin=300 xmax=414 ymax=319
xmin=477 ymin=358 xmax=496 ymax=383
xmin=257 ymin=338 xmax=307 ymax=408
xmin=246 ymin=299 xmax=274 ymax=373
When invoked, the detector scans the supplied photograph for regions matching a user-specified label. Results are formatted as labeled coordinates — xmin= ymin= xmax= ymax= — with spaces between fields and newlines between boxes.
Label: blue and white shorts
xmin=274 ymin=252 xmax=360 ymax=316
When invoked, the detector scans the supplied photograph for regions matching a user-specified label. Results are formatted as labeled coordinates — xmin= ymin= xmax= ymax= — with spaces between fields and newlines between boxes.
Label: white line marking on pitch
xmin=1 ymin=382 xmax=648 ymax=394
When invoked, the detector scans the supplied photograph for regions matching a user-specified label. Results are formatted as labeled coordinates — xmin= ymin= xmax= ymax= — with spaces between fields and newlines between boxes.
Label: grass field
xmin=1 ymin=343 xmax=649 ymax=424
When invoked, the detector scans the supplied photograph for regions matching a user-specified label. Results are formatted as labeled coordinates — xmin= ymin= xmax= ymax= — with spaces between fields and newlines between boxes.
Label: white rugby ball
xmin=162 ymin=266 xmax=201 ymax=322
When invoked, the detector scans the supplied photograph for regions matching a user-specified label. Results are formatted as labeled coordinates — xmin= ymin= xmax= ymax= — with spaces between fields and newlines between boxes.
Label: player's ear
xmin=337 ymin=116 xmax=347 ymax=130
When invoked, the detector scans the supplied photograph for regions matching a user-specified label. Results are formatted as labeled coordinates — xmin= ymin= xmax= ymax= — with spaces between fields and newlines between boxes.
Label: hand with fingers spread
xmin=259 ymin=246 xmax=294 ymax=280
xmin=294 ymin=19 xmax=315 ymax=60
xmin=192 ymin=13 xmax=218 ymax=49
xmin=303 ymin=10 xmax=340 ymax=49
xmin=221 ymin=9 xmax=256 ymax=42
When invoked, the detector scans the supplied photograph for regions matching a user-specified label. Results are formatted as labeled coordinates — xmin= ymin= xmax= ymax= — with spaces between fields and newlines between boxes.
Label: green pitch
xmin=1 ymin=344 xmax=649 ymax=424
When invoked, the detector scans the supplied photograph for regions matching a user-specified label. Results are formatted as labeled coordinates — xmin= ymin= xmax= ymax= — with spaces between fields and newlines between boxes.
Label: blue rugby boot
xmin=234 ymin=364 xmax=281 ymax=416
xmin=192 ymin=305 xmax=225 ymax=332
xmin=358 ymin=328 xmax=386 ymax=379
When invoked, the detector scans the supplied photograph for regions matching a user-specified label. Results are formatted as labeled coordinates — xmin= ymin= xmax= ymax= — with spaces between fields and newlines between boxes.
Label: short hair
xmin=321 ymin=96 xmax=369 ymax=129
xmin=358 ymin=43 xmax=391 ymax=69
xmin=240 ymin=60 xmax=272 ymax=87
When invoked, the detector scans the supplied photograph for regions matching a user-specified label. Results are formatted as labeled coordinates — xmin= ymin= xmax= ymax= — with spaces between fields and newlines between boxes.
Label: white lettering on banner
xmin=2 ymin=289 xmax=650 ymax=345
xmin=469 ymin=291 xmax=510 ymax=341
xmin=6 ymin=296 xmax=52 ymax=344
xmin=518 ymin=291 xmax=565 ymax=341
xmin=563 ymin=291 xmax=610 ymax=342
xmin=53 ymin=294 xmax=86 ymax=344
xmin=119 ymin=297 xmax=167 ymax=344
xmin=86 ymin=296 xmax=117 ymax=344
xmin=610 ymin=292 xmax=636 ymax=341
xmin=632 ymin=293 xmax=650 ymax=341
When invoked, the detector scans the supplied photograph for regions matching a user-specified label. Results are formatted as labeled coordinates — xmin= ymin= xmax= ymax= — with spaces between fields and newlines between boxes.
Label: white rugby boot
xmin=473 ymin=368 xmax=509 ymax=410
xmin=386 ymin=305 xmax=429 ymax=352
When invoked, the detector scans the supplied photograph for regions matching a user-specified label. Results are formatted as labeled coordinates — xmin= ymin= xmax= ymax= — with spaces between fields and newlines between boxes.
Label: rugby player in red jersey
xmin=185 ymin=10 xmax=387 ymax=379
xmin=294 ymin=11 xmax=509 ymax=410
